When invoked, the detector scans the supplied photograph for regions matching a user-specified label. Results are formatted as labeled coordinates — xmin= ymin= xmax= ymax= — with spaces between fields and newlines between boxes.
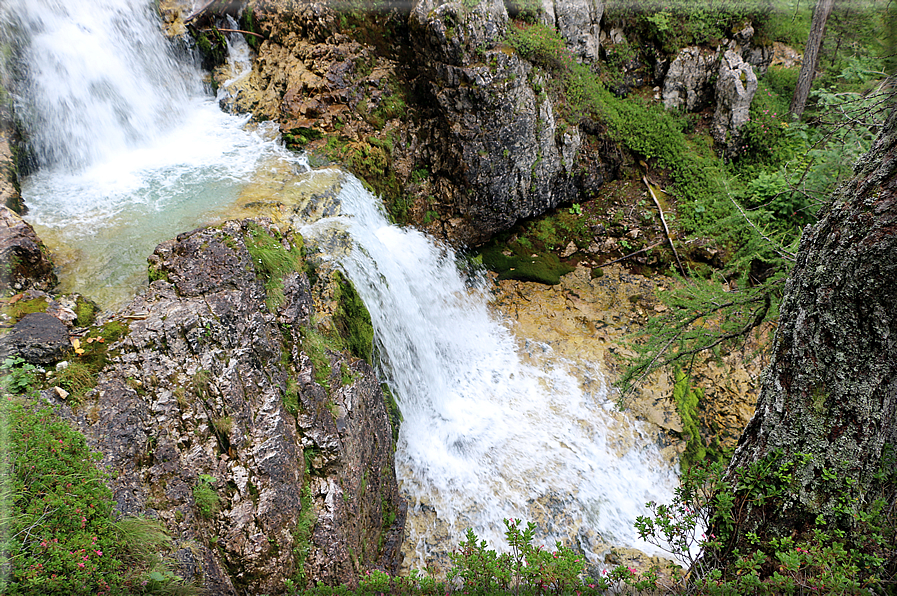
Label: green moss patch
xmin=243 ymin=223 xmax=304 ymax=312
xmin=333 ymin=271 xmax=374 ymax=364
xmin=479 ymin=243 xmax=574 ymax=285
xmin=1 ymin=297 xmax=49 ymax=324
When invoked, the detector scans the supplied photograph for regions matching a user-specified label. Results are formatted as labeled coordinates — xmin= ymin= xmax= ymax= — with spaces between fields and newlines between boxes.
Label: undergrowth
xmin=0 ymin=367 xmax=192 ymax=594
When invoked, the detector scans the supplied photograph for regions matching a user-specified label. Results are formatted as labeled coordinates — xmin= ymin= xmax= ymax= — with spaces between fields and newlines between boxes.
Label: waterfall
xmin=305 ymin=177 xmax=678 ymax=568
xmin=5 ymin=0 xmax=678 ymax=570
xmin=5 ymin=0 xmax=201 ymax=171
xmin=4 ymin=0 xmax=300 ymax=307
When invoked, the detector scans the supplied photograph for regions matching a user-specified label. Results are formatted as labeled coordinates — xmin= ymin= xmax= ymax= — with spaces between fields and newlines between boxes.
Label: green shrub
xmin=0 ymin=398 xmax=188 ymax=594
xmin=605 ymin=0 xmax=770 ymax=53
xmin=192 ymin=475 xmax=220 ymax=519
xmin=0 ymin=356 xmax=39 ymax=394
xmin=636 ymin=448 xmax=897 ymax=594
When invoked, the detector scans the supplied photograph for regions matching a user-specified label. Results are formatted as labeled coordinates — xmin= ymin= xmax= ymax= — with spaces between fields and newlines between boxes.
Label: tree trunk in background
xmin=789 ymin=0 xmax=835 ymax=120
xmin=713 ymin=105 xmax=897 ymax=557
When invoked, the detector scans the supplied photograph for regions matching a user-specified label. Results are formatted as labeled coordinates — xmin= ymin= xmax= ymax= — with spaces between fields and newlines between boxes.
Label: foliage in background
xmin=0 ymin=374 xmax=190 ymax=594
xmin=604 ymin=0 xmax=771 ymax=53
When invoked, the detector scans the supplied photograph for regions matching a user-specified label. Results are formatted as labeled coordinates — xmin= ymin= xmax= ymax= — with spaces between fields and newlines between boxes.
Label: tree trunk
xmin=789 ymin=0 xmax=835 ymax=120
xmin=706 ymin=106 xmax=897 ymax=569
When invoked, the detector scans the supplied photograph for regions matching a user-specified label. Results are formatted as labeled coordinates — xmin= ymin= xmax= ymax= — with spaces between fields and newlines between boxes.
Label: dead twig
xmin=643 ymin=175 xmax=686 ymax=276
xmin=198 ymin=27 xmax=264 ymax=39
xmin=599 ymin=240 xmax=664 ymax=267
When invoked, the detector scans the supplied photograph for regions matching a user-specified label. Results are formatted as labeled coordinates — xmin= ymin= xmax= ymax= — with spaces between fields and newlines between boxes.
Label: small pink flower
xmin=96 ymin=550 xmax=103 ymax=556
xmin=78 ymin=563 xmax=85 ymax=569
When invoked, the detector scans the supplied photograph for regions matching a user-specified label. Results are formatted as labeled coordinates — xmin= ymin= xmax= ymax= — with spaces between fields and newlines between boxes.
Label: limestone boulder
xmin=712 ymin=50 xmax=758 ymax=149
xmin=661 ymin=46 xmax=719 ymax=112
xmin=57 ymin=219 xmax=404 ymax=594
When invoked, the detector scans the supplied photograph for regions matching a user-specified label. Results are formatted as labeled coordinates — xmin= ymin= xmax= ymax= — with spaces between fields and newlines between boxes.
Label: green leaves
xmin=0 ymin=356 xmax=38 ymax=394
xmin=0 ymin=400 xmax=187 ymax=594
xmin=192 ymin=475 xmax=220 ymax=519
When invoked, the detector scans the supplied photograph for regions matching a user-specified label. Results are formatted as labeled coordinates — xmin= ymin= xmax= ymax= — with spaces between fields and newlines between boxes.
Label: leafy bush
xmin=605 ymin=0 xmax=770 ymax=53
xmin=0 ymin=397 xmax=188 ymax=595
xmin=192 ymin=475 xmax=220 ymax=519
xmin=636 ymin=449 xmax=897 ymax=594
xmin=290 ymin=518 xmax=655 ymax=595
xmin=0 ymin=356 xmax=39 ymax=394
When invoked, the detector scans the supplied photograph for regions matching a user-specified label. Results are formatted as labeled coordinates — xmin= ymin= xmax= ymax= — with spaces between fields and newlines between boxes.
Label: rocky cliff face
xmin=178 ymin=0 xmax=621 ymax=245
xmin=0 ymin=205 xmax=57 ymax=292
xmin=45 ymin=219 xmax=404 ymax=595
xmin=541 ymin=0 xmax=603 ymax=62
xmin=407 ymin=0 xmax=584 ymax=243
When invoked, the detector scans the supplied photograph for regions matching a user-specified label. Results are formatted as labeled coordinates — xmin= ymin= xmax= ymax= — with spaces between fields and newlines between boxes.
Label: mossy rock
xmin=1 ymin=297 xmax=49 ymax=325
xmin=479 ymin=244 xmax=574 ymax=285
xmin=333 ymin=271 xmax=374 ymax=364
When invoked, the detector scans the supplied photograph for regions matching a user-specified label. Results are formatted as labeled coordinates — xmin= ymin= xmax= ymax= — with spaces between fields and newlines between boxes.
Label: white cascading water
xmin=306 ymin=177 xmax=678 ymax=567
xmin=4 ymin=0 xmax=299 ymax=307
xmin=5 ymin=0 xmax=678 ymax=570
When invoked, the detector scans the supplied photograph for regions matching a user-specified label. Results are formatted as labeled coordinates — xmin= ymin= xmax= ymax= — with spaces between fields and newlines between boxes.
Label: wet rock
xmin=0 ymin=206 xmax=57 ymax=292
xmin=604 ymin=546 xmax=684 ymax=587
xmin=712 ymin=50 xmax=758 ymax=149
xmin=0 ymin=311 xmax=70 ymax=365
xmin=489 ymin=263 xmax=761 ymax=458
xmin=57 ymin=219 xmax=404 ymax=594
xmin=0 ymin=126 xmax=23 ymax=214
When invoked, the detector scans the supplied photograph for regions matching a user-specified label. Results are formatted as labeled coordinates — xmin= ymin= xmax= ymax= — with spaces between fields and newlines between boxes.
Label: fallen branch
xmin=198 ymin=27 xmax=264 ymax=39
xmin=643 ymin=175 xmax=686 ymax=276
xmin=599 ymin=240 xmax=664 ymax=267
xmin=184 ymin=0 xmax=218 ymax=23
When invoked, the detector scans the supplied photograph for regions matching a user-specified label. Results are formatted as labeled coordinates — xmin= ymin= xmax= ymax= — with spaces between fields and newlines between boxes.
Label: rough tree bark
xmin=709 ymin=105 xmax=897 ymax=562
xmin=789 ymin=0 xmax=835 ymax=120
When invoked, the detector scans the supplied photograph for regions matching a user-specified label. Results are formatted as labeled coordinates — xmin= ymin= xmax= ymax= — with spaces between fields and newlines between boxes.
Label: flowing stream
xmin=4 ymin=0 xmax=677 ymax=571
xmin=4 ymin=0 xmax=296 ymax=307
